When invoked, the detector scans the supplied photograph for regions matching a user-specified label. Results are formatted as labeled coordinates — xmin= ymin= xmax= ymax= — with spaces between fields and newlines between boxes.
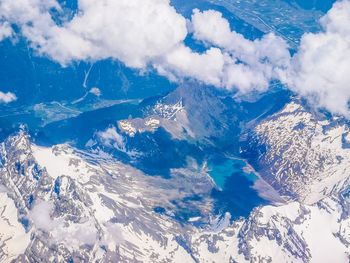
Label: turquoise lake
xmin=209 ymin=157 xmax=268 ymax=219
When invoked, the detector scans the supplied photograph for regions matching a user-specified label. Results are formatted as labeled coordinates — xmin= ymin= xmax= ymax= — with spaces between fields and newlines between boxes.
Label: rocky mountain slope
xmin=245 ymin=100 xmax=350 ymax=204
xmin=2 ymin=98 xmax=350 ymax=262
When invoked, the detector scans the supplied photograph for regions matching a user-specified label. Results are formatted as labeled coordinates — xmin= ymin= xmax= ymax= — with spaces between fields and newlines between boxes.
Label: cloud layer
xmin=28 ymin=199 xmax=98 ymax=249
xmin=190 ymin=9 xmax=291 ymax=93
xmin=96 ymin=126 xmax=126 ymax=152
xmin=0 ymin=0 xmax=290 ymax=94
xmin=0 ymin=0 xmax=187 ymax=67
xmin=0 ymin=21 xmax=12 ymax=40
xmin=0 ymin=90 xmax=16 ymax=104
xmin=0 ymin=0 xmax=349 ymax=116
xmin=285 ymin=0 xmax=350 ymax=117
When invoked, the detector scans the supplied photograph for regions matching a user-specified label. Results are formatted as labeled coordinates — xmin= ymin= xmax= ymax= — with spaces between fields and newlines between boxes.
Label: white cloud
xmin=89 ymin=87 xmax=101 ymax=97
xmin=154 ymin=9 xmax=291 ymax=94
xmin=0 ymin=0 xmax=290 ymax=94
xmin=0 ymin=91 xmax=17 ymax=103
xmin=0 ymin=0 xmax=187 ymax=67
xmin=28 ymin=200 xmax=56 ymax=232
xmin=0 ymin=21 xmax=12 ymax=40
xmin=1 ymin=0 xmax=349 ymax=118
xmin=97 ymin=126 xmax=126 ymax=152
xmin=190 ymin=9 xmax=291 ymax=93
xmin=284 ymin=0 xmax=350 ymax=117
xmin=166 ymin=2 xmax=350 ymax=118
xmin=191 ymin=9 xmax=290 ymax=66
xmin=191 ymin=9 xmax=252 ymax=52
xmin=155 ymin=44 xmax=226 ymax=86
xmin=29 ymin=199 xmax=97 ymax=249
xmin=101 ymin=222 xmax=124 ymax=251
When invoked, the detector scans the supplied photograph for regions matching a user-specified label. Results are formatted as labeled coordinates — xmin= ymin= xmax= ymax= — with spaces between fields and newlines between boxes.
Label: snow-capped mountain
xmin=2 ymin=102 xmax=350 ymax=263
xmin=0 ymin=130 xmax=215 ymax=262
xmin=244 ymin=100 xmax=350 ymax=204
xmin=0 ymin=0 xmax=347 ymax=262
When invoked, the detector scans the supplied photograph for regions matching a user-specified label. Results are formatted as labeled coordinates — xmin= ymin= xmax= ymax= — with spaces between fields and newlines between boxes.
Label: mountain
xmin=1 ymin=98 xmax=350 ymax=262
xmin=0 ymin=0 xmax=345 ymax=262
xmin=243 ymin=100 xmax=350 ymax=204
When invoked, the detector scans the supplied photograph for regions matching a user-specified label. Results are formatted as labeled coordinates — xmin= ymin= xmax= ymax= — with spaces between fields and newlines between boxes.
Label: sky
xmin=0 ymin=0 xmax=349 ymax=116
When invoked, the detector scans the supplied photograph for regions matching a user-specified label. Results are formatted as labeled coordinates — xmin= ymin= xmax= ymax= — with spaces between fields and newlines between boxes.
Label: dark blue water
xmin=208 ymin=156 xmax=268 ymax=219
xmin=208 ymin=158 xmax=257 ymax=189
